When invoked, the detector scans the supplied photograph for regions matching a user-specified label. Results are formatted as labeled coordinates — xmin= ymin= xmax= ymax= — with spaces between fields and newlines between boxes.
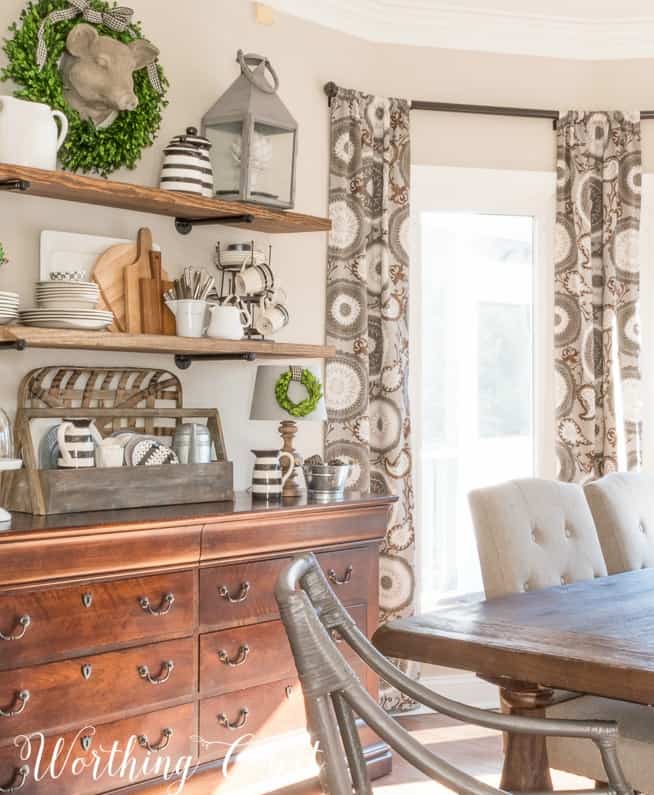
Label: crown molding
xmin=264 ymin=0 xmax=654 ymax=60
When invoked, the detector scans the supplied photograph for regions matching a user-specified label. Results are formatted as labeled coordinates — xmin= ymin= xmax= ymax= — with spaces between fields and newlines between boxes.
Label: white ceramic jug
xmin=0 ymin=96 xmax=69 ymax=170
xmin=206 ymin=297 xmax=247 ymax=340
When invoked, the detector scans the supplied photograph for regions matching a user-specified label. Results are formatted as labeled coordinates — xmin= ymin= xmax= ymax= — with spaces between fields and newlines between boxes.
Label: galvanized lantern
xmin=202 ymin=50 xmax=298 ymax=209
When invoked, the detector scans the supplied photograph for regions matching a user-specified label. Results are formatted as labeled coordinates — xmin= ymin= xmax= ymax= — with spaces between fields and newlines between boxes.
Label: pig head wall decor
xmin=61 ymin=23 xmax=159 ymax=128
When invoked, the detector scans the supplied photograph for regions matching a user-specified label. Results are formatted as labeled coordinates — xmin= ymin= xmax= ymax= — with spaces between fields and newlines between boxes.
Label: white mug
xmin=96 ymin=440 xmax=124 ymax=468
xmin=165 ymin=299 xmax=209 ymax=338
xmin=254 ymin=296 xmax=289 ymax=337
xmin=235 ymin=262 xmax=275 ymax=296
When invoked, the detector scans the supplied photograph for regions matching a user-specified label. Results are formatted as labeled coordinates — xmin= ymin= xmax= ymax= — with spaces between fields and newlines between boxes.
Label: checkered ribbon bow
xmin=290 ymin=366 xmax=304 ymax=383
xmin=36 ymin=0 xmax=163 ymax=94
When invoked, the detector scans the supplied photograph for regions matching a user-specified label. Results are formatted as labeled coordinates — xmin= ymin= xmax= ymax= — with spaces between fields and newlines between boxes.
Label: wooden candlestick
xmin=278 ymin=420 xmax=306 ymax=498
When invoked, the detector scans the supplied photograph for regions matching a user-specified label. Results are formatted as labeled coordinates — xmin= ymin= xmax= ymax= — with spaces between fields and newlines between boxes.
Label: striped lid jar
xmin=160 ymin=127 xmax=214 ymax=198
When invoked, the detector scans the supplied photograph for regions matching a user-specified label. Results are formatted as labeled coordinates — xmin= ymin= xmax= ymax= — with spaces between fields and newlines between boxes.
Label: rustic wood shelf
xmin=0 ymin=163 xmax=331 ymax=235
xmin=0 ymin=326 xmax=335 ymax=366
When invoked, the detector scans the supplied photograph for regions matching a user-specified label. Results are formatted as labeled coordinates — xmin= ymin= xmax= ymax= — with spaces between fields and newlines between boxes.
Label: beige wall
xmin=0 ymin=0 xmax=648 ymax=488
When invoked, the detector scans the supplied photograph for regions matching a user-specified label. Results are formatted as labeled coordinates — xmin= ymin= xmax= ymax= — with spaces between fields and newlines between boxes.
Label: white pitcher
xmin=206 ymin=297 xmax=247 ymax=340
xmin=0 ymin=96 xmax=69 ymax=170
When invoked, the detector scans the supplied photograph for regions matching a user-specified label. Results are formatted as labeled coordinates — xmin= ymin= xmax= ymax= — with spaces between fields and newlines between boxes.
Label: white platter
xmin=40 ymin=231 xmax=160 ymax=281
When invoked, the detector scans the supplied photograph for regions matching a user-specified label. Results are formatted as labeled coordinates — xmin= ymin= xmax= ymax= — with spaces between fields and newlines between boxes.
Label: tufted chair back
xmin=585 ymin=472 xmax=654 ymax=574
xmin=468 ymin=478 xmax=607 ymax=599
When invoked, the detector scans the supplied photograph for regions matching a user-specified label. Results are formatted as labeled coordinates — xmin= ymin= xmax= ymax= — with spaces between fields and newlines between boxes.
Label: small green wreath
xmin=275 ymin=368 xmax=324 ymax=418
xmin=2 ymin=0 xmax=168 ymax=176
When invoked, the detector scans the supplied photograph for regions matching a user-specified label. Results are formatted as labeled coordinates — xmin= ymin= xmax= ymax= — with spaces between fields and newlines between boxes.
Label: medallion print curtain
xmin=325 ymin=86 xmax=415 ymax=711
xmin=555 ymin=111 xmax=643 ymax=483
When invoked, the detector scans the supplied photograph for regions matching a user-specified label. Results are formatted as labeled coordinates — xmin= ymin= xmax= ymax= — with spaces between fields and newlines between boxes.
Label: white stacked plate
xmin=0 ymin=291 xmax=19 ymax=325
xmin=19 ymin=309 xmax=113 ymax=330
xmin=35 ymin=280 xmax=100 ymax=310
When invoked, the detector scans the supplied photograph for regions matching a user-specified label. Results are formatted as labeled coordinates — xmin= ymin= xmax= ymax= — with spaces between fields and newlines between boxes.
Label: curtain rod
xmin=323 ymin=82 xmax=654 ymax=129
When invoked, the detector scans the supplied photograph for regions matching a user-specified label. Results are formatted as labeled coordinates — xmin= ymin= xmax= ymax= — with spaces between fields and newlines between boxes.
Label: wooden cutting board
xmin=124 ymin=228 xmax=154 ymax=334
xmin=92 ymin=243 xmax=137 ymax=332
xmin=140 ymin=251 xmax=163 ymax=334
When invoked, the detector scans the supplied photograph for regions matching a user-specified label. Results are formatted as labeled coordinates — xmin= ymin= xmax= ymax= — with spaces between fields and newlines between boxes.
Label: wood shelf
xmin=0 ymin=163 xmax=331 ymax=234
xmin=0 ymin=326 xmax=335 ymax=362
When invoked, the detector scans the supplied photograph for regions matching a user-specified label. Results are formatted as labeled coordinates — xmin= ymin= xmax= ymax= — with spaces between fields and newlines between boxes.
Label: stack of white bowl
xmin=0 ymin=291 xmax=19 ymax=325
xmin=19 ymin=281 xmax=113 ymax=330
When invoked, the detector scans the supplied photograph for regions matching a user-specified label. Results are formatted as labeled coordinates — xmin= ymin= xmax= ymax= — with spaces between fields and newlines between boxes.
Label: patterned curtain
xmin=555 ymin=111 xmax=643 ymax=483
xmin=325 ymin=87 xmax=415 ymax=711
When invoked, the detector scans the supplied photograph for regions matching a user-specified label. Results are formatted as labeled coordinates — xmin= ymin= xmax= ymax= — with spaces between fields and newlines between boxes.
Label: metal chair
xmin=274 ymin=552 xmax=633 ymax=795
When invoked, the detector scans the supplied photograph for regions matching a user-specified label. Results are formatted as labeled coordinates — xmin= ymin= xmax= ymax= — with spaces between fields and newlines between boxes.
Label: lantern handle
xmin=237 ymin=50 xmax=279 ymax=94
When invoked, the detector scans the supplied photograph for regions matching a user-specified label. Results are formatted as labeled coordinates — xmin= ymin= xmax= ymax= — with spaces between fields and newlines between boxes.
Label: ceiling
xmin=263 ymin=0 xmax=654 ymax=59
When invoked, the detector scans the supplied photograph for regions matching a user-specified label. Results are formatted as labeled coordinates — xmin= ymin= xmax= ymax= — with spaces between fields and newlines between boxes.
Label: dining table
xmin=372 ymin=568 xmax=654 ymax=792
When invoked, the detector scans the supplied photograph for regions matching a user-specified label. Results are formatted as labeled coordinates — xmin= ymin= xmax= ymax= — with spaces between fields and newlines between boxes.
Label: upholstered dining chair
xmin=274 ymin=552 xmax=633 ymax=795
xmin=469 ymin=478 xmax=654 ymax=790
xmin=584 ymin=472 xmax=654 ymax=574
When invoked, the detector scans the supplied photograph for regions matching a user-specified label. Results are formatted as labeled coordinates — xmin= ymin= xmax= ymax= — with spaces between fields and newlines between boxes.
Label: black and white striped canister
xmin=160 ymin=127 xmax=214 ymax=198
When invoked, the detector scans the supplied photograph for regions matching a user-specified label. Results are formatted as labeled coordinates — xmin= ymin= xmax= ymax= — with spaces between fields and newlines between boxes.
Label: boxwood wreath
xmin=275 ymin=367 xmax=323 ymax=418
xmin=2 ymin=0 xmax=168 ymax=176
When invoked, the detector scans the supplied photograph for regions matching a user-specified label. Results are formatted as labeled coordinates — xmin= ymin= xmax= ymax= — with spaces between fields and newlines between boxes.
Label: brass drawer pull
xmin=139 ymin=593 xmax=175 ymax=616
xmin=218 ymin=582 xmax=250 ymax=604
xmin=328 ymin=565 xmax=353 ymax=586
xmin=0 ymin=616 xmax=31 ymax=642
xmin=217 ymin=644 xmax=250 ymax=667
xmin=217 ymin=707 xmax=249 ymax=731
xmin=138 ymin=727 xmax=173 ymax=752
xmin=0 ymin=765 xmax=29 ymax=793
xmin=138 ymin=660 xmax=174 ymax=685
xmin=0 ymin=690 xmax=30 ymax=718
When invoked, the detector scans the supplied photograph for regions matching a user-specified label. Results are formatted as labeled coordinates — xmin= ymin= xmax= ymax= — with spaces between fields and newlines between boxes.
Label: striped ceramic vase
xmin=160 ymin=127 xmax=214 ymax=197
xmin=251 ymin=449 xmax=294 ymax=501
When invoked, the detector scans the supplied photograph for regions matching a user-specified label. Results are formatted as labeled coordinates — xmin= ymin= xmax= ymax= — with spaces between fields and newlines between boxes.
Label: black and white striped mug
xmin=57 ymin=419 xmax=103 ymax=469
xmin=251 ymin=449 xmax=294 ymax=501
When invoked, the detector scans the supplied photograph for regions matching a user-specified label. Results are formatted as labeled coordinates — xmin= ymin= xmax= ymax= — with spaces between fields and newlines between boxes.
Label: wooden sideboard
xmin=0 ymin=494 xmax=394 ymax=794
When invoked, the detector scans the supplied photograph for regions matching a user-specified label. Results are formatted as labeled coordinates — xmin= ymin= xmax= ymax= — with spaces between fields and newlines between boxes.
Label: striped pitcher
xmin=251 ymin=449 xmax=294 ymax=501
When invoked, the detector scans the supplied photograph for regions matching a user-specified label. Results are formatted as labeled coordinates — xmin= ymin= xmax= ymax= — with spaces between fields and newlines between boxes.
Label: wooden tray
xmin=3 ymin=366 xmax=233 ymax=515
xmin=5 ymin=461 xmax=233 ymax=515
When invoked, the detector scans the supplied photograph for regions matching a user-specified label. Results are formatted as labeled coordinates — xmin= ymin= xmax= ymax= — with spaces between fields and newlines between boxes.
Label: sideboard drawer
xmin=200 ymin=546 xmax=375 ymax=630
xmin=0 ymin=638 xmax=194 ymax=741
xmin=0 ymin=702 xmax=195 ymax=795
xmin=0 ymin=571 xmax=195 ymax=670
xmin=198 ymin=677 xmax=305 ymax=761
xmin=200 ymin=604 xmax=367 ymax=696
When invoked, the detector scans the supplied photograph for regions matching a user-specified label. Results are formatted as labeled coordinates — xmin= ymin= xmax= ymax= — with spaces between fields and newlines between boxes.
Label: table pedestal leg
xmin=483 ymin=677 xmax=555 ymax=792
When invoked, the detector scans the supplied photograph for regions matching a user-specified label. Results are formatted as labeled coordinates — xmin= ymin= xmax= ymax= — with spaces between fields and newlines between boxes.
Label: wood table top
xmin=373 ymin=569 xmax=654 ymax=705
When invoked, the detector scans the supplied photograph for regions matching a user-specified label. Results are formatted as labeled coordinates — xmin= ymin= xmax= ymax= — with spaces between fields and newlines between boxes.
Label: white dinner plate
xmin=36 ymin=300 xmax=97 ymax=310
xmin=18 ymin=317 xmax=112 ymax=330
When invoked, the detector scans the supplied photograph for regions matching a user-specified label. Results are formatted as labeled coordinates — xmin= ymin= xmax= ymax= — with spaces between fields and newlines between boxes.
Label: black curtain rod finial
xmin=324 ymin=81 xmax=339 ymax=107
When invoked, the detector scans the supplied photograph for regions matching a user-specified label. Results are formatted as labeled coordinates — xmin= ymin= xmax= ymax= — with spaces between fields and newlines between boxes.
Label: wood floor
xmin=266 ymin=713 xmax=593 ymax=795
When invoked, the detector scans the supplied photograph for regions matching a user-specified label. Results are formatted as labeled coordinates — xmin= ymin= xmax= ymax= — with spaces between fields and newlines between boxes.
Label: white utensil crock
xmin=165 ymin=299 xmax=209 ymax=338
xmin=0 ymin=97 xmax=68 ymax=170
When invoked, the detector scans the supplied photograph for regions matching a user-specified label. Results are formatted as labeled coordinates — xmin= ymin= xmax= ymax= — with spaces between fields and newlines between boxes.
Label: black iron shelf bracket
xmin=0 ymin=179 xmax=31 ymax=192
xmin=174 ymin=352 xmax=257 ymax=370
xmin=174 ymin=215 xmax=255 ymax=236
xmin=0 ymin=338 xmax=27 ymax=351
